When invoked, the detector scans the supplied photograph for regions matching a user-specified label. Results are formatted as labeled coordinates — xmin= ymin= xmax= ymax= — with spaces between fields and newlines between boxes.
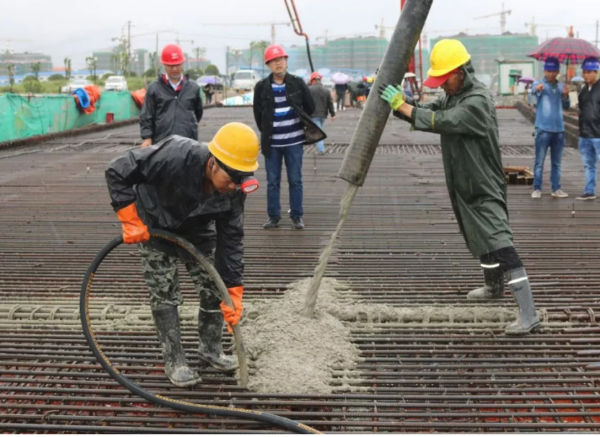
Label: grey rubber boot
xmin=504 ymin=267 xmax=541 ymax=336
xmin=151 ymin=306 xmax=201 ymax=387
xmin=198 ymin=308 xmax=238 ymax=372
xmin=467 ymin=265 xmax=505 ymax=300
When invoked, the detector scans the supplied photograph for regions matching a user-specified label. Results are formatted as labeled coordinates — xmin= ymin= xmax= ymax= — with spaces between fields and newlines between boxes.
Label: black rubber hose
xmin=305 ymin=37 xmax=315 ymax=73
xmin=80 ymin=229 xmax=320 ymax=434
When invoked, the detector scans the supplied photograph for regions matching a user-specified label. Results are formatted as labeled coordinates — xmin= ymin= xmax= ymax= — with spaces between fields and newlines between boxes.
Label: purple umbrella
xmin=331 ymin=72 xmax=351 ymax=85
xmin=518 ymin=76 xmax=536 ymax=84
xmin=197 ymin=76 xmax=222 ymax=85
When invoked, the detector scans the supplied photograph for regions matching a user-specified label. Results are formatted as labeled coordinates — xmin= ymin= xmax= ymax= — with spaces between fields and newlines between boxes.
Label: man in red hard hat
xmin=140 ymin=44 xmax=203 ymax=148
xmin=253 ymin=44 xmax=325 ymax=230
xmin=308 ymin=71 xmax=335 ymax=154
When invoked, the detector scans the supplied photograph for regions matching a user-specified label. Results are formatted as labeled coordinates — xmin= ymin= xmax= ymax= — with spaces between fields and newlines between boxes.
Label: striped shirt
xmin=271 ymin=81 xmax=305 ymax=147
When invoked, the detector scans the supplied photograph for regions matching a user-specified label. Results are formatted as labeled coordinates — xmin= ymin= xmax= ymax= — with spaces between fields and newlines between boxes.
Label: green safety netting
xmin=0 ymin=91 xmax=141 ymax=143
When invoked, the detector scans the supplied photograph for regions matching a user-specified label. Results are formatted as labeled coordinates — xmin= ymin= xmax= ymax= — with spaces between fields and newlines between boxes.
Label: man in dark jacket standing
xmin=106 ymin=123 xmax=260 ymax=387
xmin=334 ymin=82 xmax=348 ymax=112
xmin=379 ymin=39 xmax=540 ymax=336
xmin=308 ymin=72 xmax=335 ymax=154
xmin=140 ymin=44 xmax=203 ymax=148
xmin=253 ymin=45 xmax=325 ymax=230
xmin=576 ymin=57 xmax=600 ymax=200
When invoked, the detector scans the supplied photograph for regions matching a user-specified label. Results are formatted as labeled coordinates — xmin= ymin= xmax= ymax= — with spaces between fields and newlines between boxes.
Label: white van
xmin=104 ymin=76 xmax=128 ymax=91
xmin=233 ymin=70 xmax=260 ymax=92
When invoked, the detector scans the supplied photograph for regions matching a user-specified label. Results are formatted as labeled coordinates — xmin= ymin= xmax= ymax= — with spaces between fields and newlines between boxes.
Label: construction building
xmin=227 ymin=36 xmax=388 ymax=77
xmin=91 ymin=48 xmax=152 ymax=76
xmin=0 ymin=51 xmax=53 ymax=76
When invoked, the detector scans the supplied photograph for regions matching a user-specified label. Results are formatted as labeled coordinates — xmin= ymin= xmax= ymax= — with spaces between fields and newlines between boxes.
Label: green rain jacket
xmin=393 ymin=61 xmax=513 ymax=257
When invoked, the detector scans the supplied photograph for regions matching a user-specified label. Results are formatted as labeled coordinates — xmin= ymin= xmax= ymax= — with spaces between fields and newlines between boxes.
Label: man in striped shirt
xmin=253 ymin=45 xmax=325 ymax=230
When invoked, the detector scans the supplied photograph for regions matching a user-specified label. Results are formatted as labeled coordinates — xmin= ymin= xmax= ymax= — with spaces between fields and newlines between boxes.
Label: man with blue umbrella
xmin=531 ymin=57 xmax=571 ymax=199
xmin=575 ymin=56 xmax=600 ymax=201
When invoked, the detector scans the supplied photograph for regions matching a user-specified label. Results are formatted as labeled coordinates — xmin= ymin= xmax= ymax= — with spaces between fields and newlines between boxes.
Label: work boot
xmin=263 ymin=217 xmax=280 ymax=229
xmin=291 ymin=217 xmax=305 ymax=230
xmin=151 ymin=306 xmax=201 ymax=387
xmin=198 ymin=308 xmax=238 ymax=372
xmin=467 ymin=265 xmax=505 ymax=300
xmin=504 ymin=267 xmax=541 ymax=336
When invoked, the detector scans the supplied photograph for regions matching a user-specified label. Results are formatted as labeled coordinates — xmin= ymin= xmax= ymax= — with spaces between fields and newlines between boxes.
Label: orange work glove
xmin=116 ymin=203 xmax=150 ymax=244
xmin=220 ymin=286 xmax=244 ymax=333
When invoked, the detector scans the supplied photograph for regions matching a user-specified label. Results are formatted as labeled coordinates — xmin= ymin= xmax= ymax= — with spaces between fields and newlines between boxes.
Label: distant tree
xmin=64 ymin=58 xmax=72 ymax=81
xmin=148 ymin=51 xmax=158 ymax=77
xmin=48 ymin=74 xmax=65 ymax=81
xmin=127 ymin=71 xmax=137 ymax=77
xmin=31 ymin=62 xmax=41 ymax=81
xmin=110 ymin=54 xmax=120 ymax=74
xmin=102 ymin=73 xmax=112 ymax=80
xmin=144 ymin=68 xmax=157 ymax=78
xmin=119 ymin=52 xmax=130 ymax=77
xmin=205 ymin=64 xmax=220 ymax=76
xmin=184 ymin=68 xmax=203 ymax=81
xmin=7 ymin=64 xmax=15 ymax=92
xmin=86 ymin=57 xmax=98 ymax=82
xmin=23 ymin=75 xmax=43 ymax=93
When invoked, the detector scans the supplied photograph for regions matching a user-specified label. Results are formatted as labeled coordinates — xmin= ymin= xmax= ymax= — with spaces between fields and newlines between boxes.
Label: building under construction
xmin=227 ymin=37 xmax=388 ymax=76
xmin=0 ymin=52 xmax=53 ymax=75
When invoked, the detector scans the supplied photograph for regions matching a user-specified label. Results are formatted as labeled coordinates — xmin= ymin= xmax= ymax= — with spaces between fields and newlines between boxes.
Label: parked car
xmin=104 ymin=76 xmax=128 ymax=91
xmin=61 ymin=79 xmax=92 ymax=94
xmin=196 ymin=76 xmax=223 ymax=91
xmin=232 ymin=70 xmax=260 ymax=92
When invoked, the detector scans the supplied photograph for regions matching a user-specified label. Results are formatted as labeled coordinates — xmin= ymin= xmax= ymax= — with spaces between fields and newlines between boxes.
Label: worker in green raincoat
xmin=379 ymin=39 xmax=540 ymax=336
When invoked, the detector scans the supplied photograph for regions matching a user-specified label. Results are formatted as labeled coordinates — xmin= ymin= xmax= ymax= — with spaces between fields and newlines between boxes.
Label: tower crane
xmin=474 ymin=3 xmax=512 ymax=34
xmin=374 ymin=19 xmax=396 ymax=39
xmin=524 ymin=17 xmax=569 ymax=37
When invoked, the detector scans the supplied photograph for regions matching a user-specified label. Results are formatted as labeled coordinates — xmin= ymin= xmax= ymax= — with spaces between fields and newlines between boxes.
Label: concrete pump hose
xmin=80 ymin=229 xmax=320 ymax=434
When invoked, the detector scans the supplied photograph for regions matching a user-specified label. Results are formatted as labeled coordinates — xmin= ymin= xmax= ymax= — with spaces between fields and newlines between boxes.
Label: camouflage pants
xmin=138 ymin=244 xmax=222 ymax=311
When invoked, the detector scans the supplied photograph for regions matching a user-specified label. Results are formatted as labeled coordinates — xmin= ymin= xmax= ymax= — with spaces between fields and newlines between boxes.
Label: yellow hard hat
xmin=427 ymin=39 xmax=471 ymax=77
xmin=208 ymin=122 xmax=259 ymax=172
xmin=367 ymin=76 xmax=374 ymax=84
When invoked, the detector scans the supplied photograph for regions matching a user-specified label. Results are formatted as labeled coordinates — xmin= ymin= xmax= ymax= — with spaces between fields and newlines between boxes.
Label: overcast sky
xmin=2 ymin=0 xmax=598 ymax=71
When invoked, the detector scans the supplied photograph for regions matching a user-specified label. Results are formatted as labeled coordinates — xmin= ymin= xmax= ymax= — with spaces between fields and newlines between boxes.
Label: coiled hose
xmin=80 ymin=229 xmax=320 ymax=434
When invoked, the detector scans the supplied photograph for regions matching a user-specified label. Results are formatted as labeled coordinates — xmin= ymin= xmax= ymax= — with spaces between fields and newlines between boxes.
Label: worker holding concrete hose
xmin=105 ymin=123 xmax=260 ymax=387
xmin=140 ymin=44 xmax=203 ymax=149
xmin=379 ymin=39 xmax=540 ymax=336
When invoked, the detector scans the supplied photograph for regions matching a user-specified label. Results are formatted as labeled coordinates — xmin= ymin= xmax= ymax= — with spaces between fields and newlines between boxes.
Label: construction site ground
xmin=1 ymin=107 xmax=600 ymax=433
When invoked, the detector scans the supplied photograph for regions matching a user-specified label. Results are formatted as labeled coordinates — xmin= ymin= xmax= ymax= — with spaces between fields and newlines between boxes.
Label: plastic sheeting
xmin=222 ymin=92 xmax=253 ymax=107
xmin=0 ymin=91 xmax=141 ymax=143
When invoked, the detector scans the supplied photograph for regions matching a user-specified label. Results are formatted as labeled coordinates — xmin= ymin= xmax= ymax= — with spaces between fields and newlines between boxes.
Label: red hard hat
xmin=264 ymin=45 xmax=288 ymax=64
xmin=309 ymin=72 xmax=322 ymax=83
xmin=161 ymin=44 xmax=186 ymax=65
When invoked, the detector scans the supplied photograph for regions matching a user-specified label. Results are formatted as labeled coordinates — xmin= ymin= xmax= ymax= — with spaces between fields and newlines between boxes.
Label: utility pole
xmin=596 ymin=20 xmax=599 ymax=47
xmin=127 ymin=20 xmax=132 ymax=74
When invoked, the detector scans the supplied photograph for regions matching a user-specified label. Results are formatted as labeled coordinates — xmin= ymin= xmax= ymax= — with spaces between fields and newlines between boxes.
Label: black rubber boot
xmin=151 ymin=306 xmax=201 ymax=387
xmin=467 ymin=265 xmax=505 ymax=300
xmin=198 ymin=308 xmax=238 ymax=372
xmin=504 ymin=267 xmax=541 ymax=336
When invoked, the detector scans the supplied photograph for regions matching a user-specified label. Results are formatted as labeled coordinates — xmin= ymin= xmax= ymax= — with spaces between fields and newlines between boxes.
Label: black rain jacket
xmin=105 ymin=135 xmax=245 ymax=287
xmin=253 ymin=73 xmax=326 ymax=157
xmin=140 ymin=75 xmax=203 ymax=144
